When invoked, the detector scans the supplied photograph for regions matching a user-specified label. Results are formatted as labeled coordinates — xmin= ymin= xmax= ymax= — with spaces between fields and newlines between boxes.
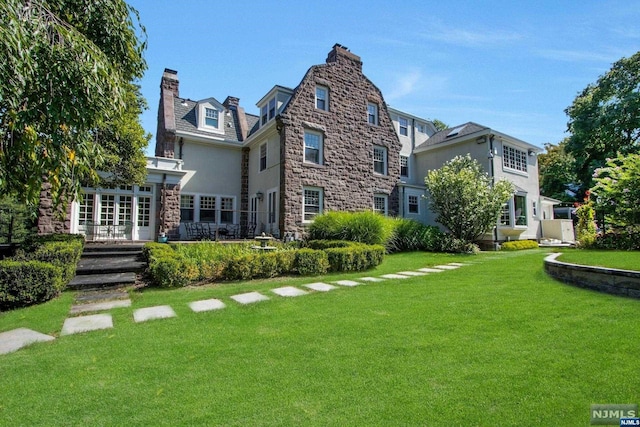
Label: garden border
xmin=544 ymin=252 xmax=640 ymax=298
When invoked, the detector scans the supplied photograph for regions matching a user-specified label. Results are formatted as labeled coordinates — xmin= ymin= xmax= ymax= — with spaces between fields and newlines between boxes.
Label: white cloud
xmin=535 ymin=48 xmax=618 ymax=63
xmin=386 ymin=69 xmax=423 ymax=101
xmin=418 ymin=21 xmax=523 ymax=47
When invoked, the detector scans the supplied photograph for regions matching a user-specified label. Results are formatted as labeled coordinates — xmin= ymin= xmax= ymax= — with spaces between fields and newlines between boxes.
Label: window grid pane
xmin=373 ymin=146 xmax=386 ymax=174
xmin=79 ymin=193 xmax=94 ymax=225
xmin=408 ymin=195 xmax=419 ymax=213
xmin=205 ymin=108 xmax=219 ymax=127
xmin=180 ymin=195 xmax=194 ymax=221
xmin=399 ymin=117 xmax=408 ymax=136
xmin=260 ymin=144 xmax=267 ymax=171
xmin=304 ymin=132 xmax=321 ymax=164
xmin=503 ymin=145 xmax=527 ymax=172
xmin=368 ymin=103 xmax=378 ymax=125
xmin=268 ymin=98 xmax=276 ymax=119
xmin=374 ymin=196 xmax=386 ymax=215
xmin=220 ymin=197 xmax=233 ymax=224
xmin=100 ymin=195 xmax=115 ymax=225
xmin=316 ymin=87 xmax=327 ymax=110
xmin=400 ymin=156 xmax=409 ymax=177
xmin=118 ymin=195 xmax=132 ymax=223
xmin=304 ymin=189 xmax=320 ymax=221
xmin=138 ymin=196 xmax=151 ymax=227
xmin=200 ymin=196 xmax=216 ymax=222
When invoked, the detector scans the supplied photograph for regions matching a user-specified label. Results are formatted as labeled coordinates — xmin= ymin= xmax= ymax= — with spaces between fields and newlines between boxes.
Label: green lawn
xmin=1 ymin=250 xmax=638 ymax=426
xmin=556 ymin=249 xmax=640 ymax=271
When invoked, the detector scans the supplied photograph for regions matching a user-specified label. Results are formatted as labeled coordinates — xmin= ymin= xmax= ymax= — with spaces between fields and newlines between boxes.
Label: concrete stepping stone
xmin=434 ymin=264 xmax=460 ymax=270
xmin=230 ymin=292 xmax=269 ymax=305
xmin=271 ymin=286 xmax=308 ymax=297
xmin=70 ymin=299 xmax=131 ymax=314
xmin=381 ymin=273 xmax=411 ymax=279
xmin=397 ymin=271 xmax=427 ymax=276
xmin=359 ymin=277 xmax=385 ymax=282
xmin=304 ymin=282 xmax=337 ymax=292
xmin=447 ymin=263 xmax=467 ymax=267
xmin=417 ymin=268 xmax=445 ymax=273
xmin=61 ymin=314 xmax=113 ymax=335
xmin=0 ymin=328 xmax=55 ymax=355
xmin=334 ymin=280 xmax=361 ymax=287
xmin=133 ymin=305 xmax=177 ymax=323
xmin=189 ymin=299 xmax=226 ymax=312
xmin=75 ymin=290 xmax=129 ymax=303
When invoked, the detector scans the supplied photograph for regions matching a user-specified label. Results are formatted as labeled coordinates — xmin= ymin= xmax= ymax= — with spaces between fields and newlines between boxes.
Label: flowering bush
xmin=591 ymin=153 xmax=640 ymax=227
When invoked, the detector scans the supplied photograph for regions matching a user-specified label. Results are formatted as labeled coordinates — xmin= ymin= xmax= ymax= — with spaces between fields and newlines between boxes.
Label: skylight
xmin=447 ymin=125 xmax=466 ymax=138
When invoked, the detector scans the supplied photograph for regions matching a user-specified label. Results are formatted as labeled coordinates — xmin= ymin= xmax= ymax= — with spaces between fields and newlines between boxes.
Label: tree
xmin=424 ymin=154 xmax=514 ymax=243
xmin=591 ymin=153 xmax=640 ymax=227
xmin=538 ymin=139 xmax=578 ymax=201
xmin=565 ymin=51 xmax=640 ymax=193
xmin=0 ymin=0 xmax=148 ymax=209
xmin=431 ymin=119 xmax=448 ymax=132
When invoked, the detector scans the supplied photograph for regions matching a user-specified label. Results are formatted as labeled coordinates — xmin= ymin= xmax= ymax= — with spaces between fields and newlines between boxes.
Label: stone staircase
xmin=68 ymin=243 xmax=147 ymax=291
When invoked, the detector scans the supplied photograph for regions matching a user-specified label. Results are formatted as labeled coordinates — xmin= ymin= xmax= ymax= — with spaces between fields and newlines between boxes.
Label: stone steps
xmin=68 ymin=243 xmax=146 ymax=291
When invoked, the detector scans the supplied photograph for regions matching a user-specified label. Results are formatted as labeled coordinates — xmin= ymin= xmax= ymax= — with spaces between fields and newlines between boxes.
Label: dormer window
xmin=196 ymin=99 xmax=224 ymax=134
xmin=205 ymin=108 xmax=219 ymax=128
xmin=268 ymin=98 xmax=276 ymax=120
xmin=261 ymin=105 xmax=268 ymax=125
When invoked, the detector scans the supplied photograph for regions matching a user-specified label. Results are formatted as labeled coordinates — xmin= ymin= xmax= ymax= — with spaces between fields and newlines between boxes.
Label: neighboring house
xmin=43 ymin=44 xmax=561 ymax=245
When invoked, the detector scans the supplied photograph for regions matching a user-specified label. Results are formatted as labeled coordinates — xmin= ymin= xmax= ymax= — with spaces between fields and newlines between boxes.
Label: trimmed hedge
xmin=501 ymin=240 xmax=539 ymax=251
xmin=0 ymin=233 xmax=85 ymax=310
xmin=0 ymin=260 xmax=64 ymax=311
xmin=294 ymin=249 xmax=329 ymax=276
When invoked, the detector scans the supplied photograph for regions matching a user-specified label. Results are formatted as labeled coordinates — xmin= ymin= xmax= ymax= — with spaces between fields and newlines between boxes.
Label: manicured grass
xmin=556 ymin=249 xmax=640 ymax=271
xmin=1 ymin=250 xmax=638 ymax=426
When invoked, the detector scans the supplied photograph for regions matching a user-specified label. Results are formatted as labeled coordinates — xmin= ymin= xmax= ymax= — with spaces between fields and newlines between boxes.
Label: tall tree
xmin=0 ymin=0 xmax=148 ymax=209
xmin=538 ymin=139 xmax=578 ymax=201
xmin=565 ymin=51 xmax=640 ymax=193
xmin=431 ymin=119 xmax=448 ymax=132
xmin=424 ymin=154 xmax=514 ymax=243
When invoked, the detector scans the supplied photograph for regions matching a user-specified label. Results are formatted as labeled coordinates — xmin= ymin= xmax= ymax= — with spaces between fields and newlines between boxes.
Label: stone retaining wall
xmin=544 ymin=252 xmax=640 ymax=298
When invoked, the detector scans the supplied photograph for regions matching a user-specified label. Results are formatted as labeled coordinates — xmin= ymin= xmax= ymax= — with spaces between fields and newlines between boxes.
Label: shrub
xmin=593 ymin=226 xmax=640 ymax=250
xmin=576 ymin=203 xmax=597 ymax=248
xmin=295 ymin=249 xmax=329 ymax=275
xmin=0 ymin=260 xmax=63 ymax=310
xmin=148 ymin=256 xmax=197 ymax=288
xmin=14 ymin=234 xmax=84 ymax=284
xmin=324 ymin=244 xmax=385 ymax=272
xmin=306 ymin=240 xmax=354 ymax=249
xmin=386 ymin=218 xmax=444 ymax=253
xmin=308 ymin=211 xmax=393 ymax=245
xmin=434 ymin=233 xmax=480 ymax=254
xmin=501 ymin=240 xmax=539 ymax=251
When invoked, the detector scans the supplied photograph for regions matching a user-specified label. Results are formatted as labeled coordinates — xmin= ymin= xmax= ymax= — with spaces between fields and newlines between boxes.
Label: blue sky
xmin=129 ymin=0 xmax=640 ymax=155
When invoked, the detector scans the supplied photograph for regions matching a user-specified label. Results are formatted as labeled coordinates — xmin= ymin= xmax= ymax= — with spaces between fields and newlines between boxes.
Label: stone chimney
xmin=223 ymin=96 xmax=239 ymax=109
xmin=156 ymin=68 xmax=178 ymax=158
xmin=326 ymin=43 xmax=362 ymax=71
xmin=224 ymin=96 xmax=248 ymax=141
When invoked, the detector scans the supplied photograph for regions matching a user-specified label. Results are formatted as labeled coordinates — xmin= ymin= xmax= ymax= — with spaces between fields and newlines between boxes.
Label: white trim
xmin=302 ymin=186 xmax=323 ymax=223
xmin=304 ymin=129 xmax=323 ymax=165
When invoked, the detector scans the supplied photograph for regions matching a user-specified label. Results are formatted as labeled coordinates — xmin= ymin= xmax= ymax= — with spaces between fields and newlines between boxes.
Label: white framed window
xmin=137 ymin=196 xmax=151 ymax=227
xmin=220 ymin=197 xmax=234 ymax=224
xmin=118 ymin=195 xmax=132 ymax=223
xmin=503 ymin=145 xmax=528 ymax=173
xmin=100 ymin=195 xmax=115 ymax=226
xmin=400 ymin=155 xmax=409 ymax=177
xmin=268 ymin=98 xmax=276 ymax=120
xmin=373 ymin=194 xmax=388 ymax=216
xmin=267 ymin=190 xmax=277 ymax=225
xmin=532 ymin=201 xmax=538 ymax=218
xmin=499 ymin=194 xmax=528 ymax=227
xmin=261 ymin=104 xmax=268 ymax=125
xmin=259 ymin=143 xmax=267 ymax=172
xmin=205 ymin=107 xmax=219 ymax=128
xmin=249 ymin=196 xmax=258 ymax=225
xmin=303 ymin=187 xmax=323 ymax=222
xmin=373 ymin=145 xmax=387 ymax=175
xmin=304 ymin=130 xmax=322 ymax=165
xmin=138 ymin=185 xmax=153 ymax=193
xmin=199 ymin=196 xmax=216 ymax=222
xmin=399 ymin=117 xmax=408 ymax=136
xmin=316 ymin=86 xmax=328 ymax=111
xmin=416 ymin=123 xmax=425 ymax=133
xmin=180 ymin=195 xmax=194 ymax=221
xmin=78 ymin=193 xmax=94 ymax=225
xmin=368 ymin=103 xmax=378 ymax=125
xmin=408 ymin=195 xmax=419 ymax=214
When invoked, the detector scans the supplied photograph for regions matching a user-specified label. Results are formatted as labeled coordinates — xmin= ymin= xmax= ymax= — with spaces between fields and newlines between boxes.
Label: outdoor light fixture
xmin=256 ymin=191 xmax=264 ymax=201
xmin=528 ymin=149 xmax=536 ymax=156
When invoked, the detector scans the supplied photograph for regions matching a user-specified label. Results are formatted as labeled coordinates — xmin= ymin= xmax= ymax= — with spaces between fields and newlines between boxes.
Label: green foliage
xmin=565 ymin=51 xmax=640 ymax=193
xmin=294 ymin=249 xmax=329 ymax=276
xmin=575 ymin=203 xmax=597 ymax=248
xmin=305 ymin=240 xmax=354 ymax=249
xmin=386 ymin=218 xmax=444 ymax=253
xmin=0 ymin=196 xmax=34 ymax=244
xmin=307 ymin=211 xmax=393 ymax=245
xmin=0 ymin=0 xmax=148 ymax=209
xmin=324 ymin=244 xmax=385 ymax=272
xmin=15 ymin=233 xmax=84 ymax=283
xmin=0 ymin=260 xmax=64 ymax=311
xmin=592 ymin=226 xmax=640 ymax=250
xmin=538 ymin=140 xmax=578 ymax=201
xmin=424 ymin=154 xmax=514 ymax=243
xmin=591 ymin=153 xmax=640 ymax=227
xmin=433 ymin=234 xmax=480 ymax=254
xmin=501 ymin=240 xmax=539 ymax=251
xmin=431 ymin=119 xmax=448 ymax=131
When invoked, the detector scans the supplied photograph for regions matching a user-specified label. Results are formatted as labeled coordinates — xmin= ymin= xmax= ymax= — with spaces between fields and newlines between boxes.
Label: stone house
xmin=50 ymin=44 xmax=561 ymax=244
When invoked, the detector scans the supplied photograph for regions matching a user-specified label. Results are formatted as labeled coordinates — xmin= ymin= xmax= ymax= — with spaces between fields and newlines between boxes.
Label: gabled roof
xmin=174 ymin=98 xmax=244 ymax=142
xmin=415 ymin=122 xmax=490 ymax=150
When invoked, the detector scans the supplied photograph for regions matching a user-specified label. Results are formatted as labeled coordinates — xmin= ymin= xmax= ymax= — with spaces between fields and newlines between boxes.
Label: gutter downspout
xmin=489 ymin=134 xmax=498 ymax=247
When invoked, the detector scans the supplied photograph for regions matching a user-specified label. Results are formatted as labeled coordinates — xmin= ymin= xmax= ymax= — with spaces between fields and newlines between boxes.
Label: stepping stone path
xmin=304 ymin=282 xmax=338 ymax=292
xmin=271 ymin=287 xmax=308 ymax=297
xmin=189 ymin=299 xmax=226 ymax=313
xmin=1 ymin=262 xmax=471 ymax=354
xmin=0 ymin=328 xmax=55 ymax=355
xmin=230 ymin=291 xmax=270 ymax=305
xmin=334 ymin=280 xmax=361 ymax=287
xmin=61 ymin=314 xmax=113 ymax=335
xmin=133 ymin=305 xmax=177 ymax=323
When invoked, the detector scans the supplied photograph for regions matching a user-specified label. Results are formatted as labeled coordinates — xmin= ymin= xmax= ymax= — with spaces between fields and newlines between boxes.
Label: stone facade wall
xmin=278 ymin=45 xmax=402 ymax=234
xmin=37 ymin=181 xmax=71 ymax=235
xmin=544 ymin=253 xmax=640 ymax=298
xmin=156 ymin=183 xmax=181 ymax=239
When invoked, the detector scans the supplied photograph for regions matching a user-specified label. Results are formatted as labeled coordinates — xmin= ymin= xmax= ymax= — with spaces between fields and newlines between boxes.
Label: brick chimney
xmin=326 ymin=43 xmax=362 ymax=71
xmin=161 ymin=68 xmax=179 ymax=97
xmin=224 ymin=96 xmax=248 ymax=141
